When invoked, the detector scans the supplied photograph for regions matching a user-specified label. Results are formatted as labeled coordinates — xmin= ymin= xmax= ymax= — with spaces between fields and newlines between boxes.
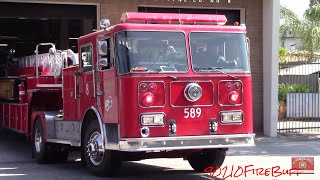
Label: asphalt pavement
xmin=0 ymin=128 xmax=319 ymax=180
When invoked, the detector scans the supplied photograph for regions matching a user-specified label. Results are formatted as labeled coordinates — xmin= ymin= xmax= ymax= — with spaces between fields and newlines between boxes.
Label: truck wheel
xmin=32 ymin=119 xmax=50 ymax=164
xmin=188 ymin=149 xmax=226 ymax=172
xmin=83 ymin=121 xmax=122 ymax=177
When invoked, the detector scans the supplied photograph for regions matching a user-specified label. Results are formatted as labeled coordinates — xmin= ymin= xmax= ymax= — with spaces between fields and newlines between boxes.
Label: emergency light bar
xmin=120 ymin=12 xmax=227 ymax=25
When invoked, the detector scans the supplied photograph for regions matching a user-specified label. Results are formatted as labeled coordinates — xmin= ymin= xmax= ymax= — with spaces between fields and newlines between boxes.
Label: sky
xmin=280 ymin=0 xmax=310 ymax=19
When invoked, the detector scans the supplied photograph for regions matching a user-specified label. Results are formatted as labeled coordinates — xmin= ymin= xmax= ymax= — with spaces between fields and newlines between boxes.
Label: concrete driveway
xmin=0 ymin=129 xmax=319 ymax=180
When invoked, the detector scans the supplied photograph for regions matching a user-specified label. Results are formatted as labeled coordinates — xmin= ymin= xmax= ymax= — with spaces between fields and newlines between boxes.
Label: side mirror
xmin=99 ymin=58 xmax=109 ymax=68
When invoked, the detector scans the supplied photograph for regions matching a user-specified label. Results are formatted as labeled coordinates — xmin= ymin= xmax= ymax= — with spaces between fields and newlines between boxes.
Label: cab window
xmin=80 ymin=44 xmax=93 ymax=72
xmin=98 ymin=39 xmax=112 ymax=70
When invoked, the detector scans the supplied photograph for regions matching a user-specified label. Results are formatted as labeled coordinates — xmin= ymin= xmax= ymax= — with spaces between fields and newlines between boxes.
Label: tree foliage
xmin=280 ymin=6 xmax=301 ymax=48
xmin=280 ymin=5 xmax=320 ymax=53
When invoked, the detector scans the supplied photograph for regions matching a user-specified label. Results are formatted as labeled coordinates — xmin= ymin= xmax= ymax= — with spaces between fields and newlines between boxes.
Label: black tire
xmin=32 ymin=119 xmax=50 ymax=164
xmin=188 ymin=149 xmax=226 ymax=172
xmin=82 ymin=121 xmax=122 ymax=177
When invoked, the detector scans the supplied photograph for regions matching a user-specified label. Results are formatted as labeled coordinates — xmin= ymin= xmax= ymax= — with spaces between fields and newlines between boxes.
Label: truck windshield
xmin=116 ymin=31 xmax=188 ymax=74
xmin=190 ymin=32 xmax=250 ymax=73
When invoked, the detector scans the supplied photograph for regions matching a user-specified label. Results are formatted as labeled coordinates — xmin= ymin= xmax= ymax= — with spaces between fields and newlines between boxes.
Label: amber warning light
xmin=120 ymin=12 xmax=227 ymax=25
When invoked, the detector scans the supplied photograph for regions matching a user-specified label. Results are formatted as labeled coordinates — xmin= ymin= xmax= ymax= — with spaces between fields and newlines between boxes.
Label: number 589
xmin=184 ymin=108 xmax=202 ymax=118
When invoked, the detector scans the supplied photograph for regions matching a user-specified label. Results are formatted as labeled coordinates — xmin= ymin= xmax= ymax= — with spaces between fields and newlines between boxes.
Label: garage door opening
xmin=138 ymin=7 xmax=241 ymax=26
xmin=0 ymin=2 xmax=97 ymax=75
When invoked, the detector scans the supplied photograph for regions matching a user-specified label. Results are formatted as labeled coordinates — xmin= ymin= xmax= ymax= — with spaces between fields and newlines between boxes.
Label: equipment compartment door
xmin=62 ymin=66 xmax=78 ymax=120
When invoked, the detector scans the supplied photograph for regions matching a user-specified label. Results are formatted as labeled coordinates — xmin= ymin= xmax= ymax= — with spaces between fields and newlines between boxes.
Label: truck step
xmin=46 ymin=138 xmax=80 ymax=147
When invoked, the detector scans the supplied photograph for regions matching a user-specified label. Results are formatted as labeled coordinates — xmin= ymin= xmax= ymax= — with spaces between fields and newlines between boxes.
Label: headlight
xmin=220 ymin=111 xmax=243 ymax=124
xmin=141 ymin=114 xmax=165 ymax=126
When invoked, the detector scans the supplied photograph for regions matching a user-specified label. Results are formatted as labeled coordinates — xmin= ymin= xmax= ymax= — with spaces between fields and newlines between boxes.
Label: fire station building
xmin=0 ymin=0 xmax=279 ymax=136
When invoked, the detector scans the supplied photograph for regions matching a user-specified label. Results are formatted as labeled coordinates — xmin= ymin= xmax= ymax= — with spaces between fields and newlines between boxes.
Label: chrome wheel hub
xmin=34 ymin=128 xmax=42 ymax=153
xmin=86 ymin=131 xmax=104 ymax=166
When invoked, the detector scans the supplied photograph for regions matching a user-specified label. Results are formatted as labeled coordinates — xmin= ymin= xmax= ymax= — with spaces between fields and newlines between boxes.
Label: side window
xmin=80 ymin=44 xmax=93 ymax=72
xmin=98 ymin=39 xmax=112 ymax=70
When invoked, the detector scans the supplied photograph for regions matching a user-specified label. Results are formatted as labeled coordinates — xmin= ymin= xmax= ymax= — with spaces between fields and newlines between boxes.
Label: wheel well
xmin=81 ymin=109 xmax=98 ymax=144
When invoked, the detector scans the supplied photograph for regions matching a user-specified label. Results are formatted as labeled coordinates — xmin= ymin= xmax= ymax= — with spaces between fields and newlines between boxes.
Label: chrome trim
xmin=36 ymin=84 xmax=63 ymax=88
xmin=47 ymin=138 xmax=81 ymax=147
xmin=85 ymin=106 xmax=106 ymax=150
xmin=170 ymin=80 xmax=214 ymax=107
xmin=117 ymin=134 xmax=255 ymax=152
xmin=93 ymin=70 xmax=96 ymax=97
xmin=219 ymin=110 xmax=244 ymax=125
xmin=184 ymin=83 xmax=203 ymax=102
xmin=43 ymin=111 xmax=59 ymax=139
xmin=138 ymin=81 xmax=166 ymax=108
xmin=74 ymin=75 xmax=77 ymax=99
xmin=140 ymin=127 xmax=150 ymax=138
xmin=139 ymin=112 xmax=166 ymax=127
xmin=218 ymin=80 xmax=244 ymax=106
xmin=27 ymin=89 xmax=61 ymax=93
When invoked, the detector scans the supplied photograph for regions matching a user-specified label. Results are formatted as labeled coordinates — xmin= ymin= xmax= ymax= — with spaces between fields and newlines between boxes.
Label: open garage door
xmin=0 ymin=1 xmax=97 ymax=71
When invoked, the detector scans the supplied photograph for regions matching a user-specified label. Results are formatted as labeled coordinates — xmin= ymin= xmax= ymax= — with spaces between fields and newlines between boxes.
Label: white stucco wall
xmin=263 ymin=0 xmax=280 ymax=137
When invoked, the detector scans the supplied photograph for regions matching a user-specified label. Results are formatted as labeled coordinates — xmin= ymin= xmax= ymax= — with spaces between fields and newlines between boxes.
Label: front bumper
xmin=117 ymin=134 xmax=255 ymax=152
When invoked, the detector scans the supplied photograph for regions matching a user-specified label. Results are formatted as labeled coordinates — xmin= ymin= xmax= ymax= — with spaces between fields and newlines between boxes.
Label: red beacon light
xmin=120 ymin=12 xmax=227 ymax=25
xmin=143 ymin=92 xmax=155 ymax=106
xmin=229 ymin=91 xmax=239 ymax=104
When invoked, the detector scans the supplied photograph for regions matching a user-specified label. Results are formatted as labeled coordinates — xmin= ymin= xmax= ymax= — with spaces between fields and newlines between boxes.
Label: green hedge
xmin=278 ymin=83 xmax=311 ymax=102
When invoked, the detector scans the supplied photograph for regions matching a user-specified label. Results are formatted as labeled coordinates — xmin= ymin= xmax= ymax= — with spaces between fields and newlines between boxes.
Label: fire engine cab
xmin=0 ymin=12 xmax=254 ymax=177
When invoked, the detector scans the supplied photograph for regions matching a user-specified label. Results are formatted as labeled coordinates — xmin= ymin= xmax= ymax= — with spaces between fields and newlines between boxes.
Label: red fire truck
xmin=0 ymin=12 xmax=254 ymax=176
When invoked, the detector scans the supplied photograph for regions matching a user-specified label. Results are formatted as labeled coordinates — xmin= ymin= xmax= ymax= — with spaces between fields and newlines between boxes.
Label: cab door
xmin=96 ymin=35 xmax=118 ymax=124
xmin=78 ymin=43 xmax=97 ymax=120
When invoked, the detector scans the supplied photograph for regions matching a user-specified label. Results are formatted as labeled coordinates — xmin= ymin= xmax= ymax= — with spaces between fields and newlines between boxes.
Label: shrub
xmin=278 ymin=83 xmax=311 ymax=102
xmin=279 ymin=48 xmax=289 ymax=63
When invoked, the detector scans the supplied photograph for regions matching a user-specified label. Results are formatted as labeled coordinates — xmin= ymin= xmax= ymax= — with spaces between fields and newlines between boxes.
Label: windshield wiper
xmin=195 ymin=67 xmax=238 ymax=80
xmin=131 ymin=67 xmax=178 ymax=80
xmin=163 ymin=74 xmax=178 ymax=80
xmin=153 ymin=69 xmax=178 ymax=80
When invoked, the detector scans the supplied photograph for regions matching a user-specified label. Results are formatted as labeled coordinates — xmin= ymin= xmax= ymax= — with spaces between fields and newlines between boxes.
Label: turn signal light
xmin=140 ymin=83 xmax=148 ymax=91
xmin=228 ymin=91 xmax=239 ymax=104
xmin=149 ymin=83 xmax=157 ymax=91
xmin=226 ymin=82 xmax=233 ymax=91
xmin=234 ymin=82 xmax=242 ymax=90
xmin=143 ymin=92 xmax=155 ymax=106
